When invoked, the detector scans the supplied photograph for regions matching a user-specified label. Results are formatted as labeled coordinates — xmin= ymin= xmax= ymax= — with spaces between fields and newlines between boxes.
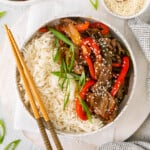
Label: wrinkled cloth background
xmin=101 ymin=17 xmax=150 ymax=150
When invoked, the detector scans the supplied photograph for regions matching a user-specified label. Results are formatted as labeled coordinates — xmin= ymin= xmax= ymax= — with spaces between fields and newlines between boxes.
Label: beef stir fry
xmin=38 ymin=17 xmax=131 ymax=124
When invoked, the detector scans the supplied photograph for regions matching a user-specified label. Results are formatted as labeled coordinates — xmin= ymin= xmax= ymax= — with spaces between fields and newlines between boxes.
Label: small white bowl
xmin=102 ymin=0 xmax=150 ymax=19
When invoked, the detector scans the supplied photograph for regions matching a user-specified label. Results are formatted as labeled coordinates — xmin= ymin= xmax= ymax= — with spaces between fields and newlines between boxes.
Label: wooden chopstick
xmin=4 ymin=25 xmax=53 ymax=150
xmin=5 ymin=25 xmax=63 ymax=150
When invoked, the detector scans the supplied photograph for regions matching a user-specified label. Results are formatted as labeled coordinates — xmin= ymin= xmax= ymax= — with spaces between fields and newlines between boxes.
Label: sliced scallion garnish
xmin=4 ymin=139 xmax=21 ymax=150
xmin=51 ymin=71 xmax=79 ymax=81
xmin=63 ymin=92 xmax=70 ymax=110
xmin=49 ymin=28 xmax=75 ymax=72
xmin=49 ymin=28 xmax=73 ymax=46
xmin=63 ymin=79 xmax=70 ymax=110
xmin=53 ymin=38 xmax=60 ymax=62
xmin=62 ymin=59 xmax=67 ymax=73
xmin=70 ymin=73 xmax=81 ymax=80
xmin=59 ymin=78 xmax=67 ymax=90
xmin=0 ymin=11 xmax=6 ymax=18
xmin=77 ymin=96 xmax=92 ymax=123
xmin=78 ymin=71 xmax=86 ymax=90
xmin=51 ymin=71 xmax=61 ymax=77
xmin=0 ymin=119 xmax=5 ymax=144
xmin=89 ymin=0 xmax=99 ymax=10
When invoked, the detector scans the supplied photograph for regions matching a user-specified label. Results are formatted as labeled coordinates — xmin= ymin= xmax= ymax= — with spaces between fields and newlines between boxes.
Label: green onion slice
xmin=49 ymin=28 xmax=77 ymax=109
xmin=0 ymin=11 xmax=6 ymax=18
xmin=0 ymin=119 xmax=5 ymax=144
xmin=62 ymin=59 xmax=67 ymax=73
xmin=63 ymin=79 xmax=70 ymax=110
xmin=53 ymin=38 xmax=60 ymax=62
xmin=49 ymin=28 xmax=73 ymax=46
xmin=78 ymin=71 xmax=86 ymax=90
xmin=49 ymin=28 xmax=75 ymax=72
xmin=51 ymin=71 xmax=61 ymax=77
xmin=78 ymin=96 xmax=92 ymax=123
xmin=89 ymin=0 xmax=99 ymax=10
xmin=60 ymin=78 xmax=67 ymax=90
xmin=4 ymin=139 xmax=21 ymax=150
xmin=70 ymin=73 xmax=81 ymax=80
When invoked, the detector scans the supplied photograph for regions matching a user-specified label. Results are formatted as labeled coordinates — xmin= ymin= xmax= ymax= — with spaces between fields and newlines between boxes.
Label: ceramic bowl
xmin=15 ymin=16 xmax=141 ymax=146
xmin=102 ymin=0 xmax=150 ymax=19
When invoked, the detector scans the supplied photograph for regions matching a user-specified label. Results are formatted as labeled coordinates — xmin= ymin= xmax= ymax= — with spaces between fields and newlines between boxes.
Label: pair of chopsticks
xmin=4 ymin=25 xmax=63 ymax=150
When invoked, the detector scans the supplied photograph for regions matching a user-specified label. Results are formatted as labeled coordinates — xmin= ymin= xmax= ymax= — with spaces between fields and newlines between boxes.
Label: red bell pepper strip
xmin=81 ymin=37 xmax=101 ymax=57
xmin=90 ymin=22 xmax=110 ymax=35
xmin=84 ymin=54 xmax=96 ymax=80
xmin=76 ymin=79 xmax=96 ymax=120
xmin=81 ymin=37 xmax=101 ymax=79
xmin=81 ymin=45 xmax=96 ymax=80
xmin=76 ymin=99 xmax=87 ymax=120
xmin=38 ymin=26 xmax=48 ymax=33
xmin=75 ymin=21 xmax=90 ymax=32
xmin=79 ymin=79 xmax=96 ymax=99
xmin=110 ymin=56 xmax=129 ymax=97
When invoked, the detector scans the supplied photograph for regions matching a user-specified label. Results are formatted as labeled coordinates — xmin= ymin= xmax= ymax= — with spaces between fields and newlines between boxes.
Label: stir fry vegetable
xmin=63 ymin=23 xmax=81 ymax=45
xmin=81 ymin=37 xmax=101 ymax=79
xmin=49 ymin=28 xmax=75 ymax=72
xmin=75 ymin=80 xmax=96 ymax=121
xmin=90 ymin=22 xmax=110 ymax=35
xmin=49 ymin=28 xmax=74 ymax=46
xmin=48 ymin=17 xmax=131 ymax=123
xmin=76 ymin=95 xmax=92 ymax=122
xmin=38 ymin=26 xmax=48 ymax=33
xmin=75 ymin=21 xmax=90 ymax=32
xmin=111 ymin=56 xmax=130 ymax=97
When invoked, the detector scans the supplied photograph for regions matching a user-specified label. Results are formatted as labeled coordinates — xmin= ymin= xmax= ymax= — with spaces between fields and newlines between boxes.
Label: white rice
xmin=22 ymin=31 xmax=104 ymax=133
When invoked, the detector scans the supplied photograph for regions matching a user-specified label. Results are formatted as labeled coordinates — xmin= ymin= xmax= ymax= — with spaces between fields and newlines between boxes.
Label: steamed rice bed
xmin=21 ymin=31 xmax=104 ymax=133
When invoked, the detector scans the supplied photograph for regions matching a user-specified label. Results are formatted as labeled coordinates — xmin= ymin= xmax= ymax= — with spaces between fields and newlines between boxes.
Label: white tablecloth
xmin=0 ymin=0 xmax=150 ymax=149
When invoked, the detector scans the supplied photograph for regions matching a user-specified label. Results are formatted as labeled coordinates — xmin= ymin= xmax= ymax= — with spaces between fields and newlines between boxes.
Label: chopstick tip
xmin=4 ymin=24 xmax=9 ymax=31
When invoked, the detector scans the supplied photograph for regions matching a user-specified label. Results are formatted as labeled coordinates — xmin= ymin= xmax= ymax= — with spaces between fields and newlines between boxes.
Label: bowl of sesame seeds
xmin=102 ymin=0 xmax=150 ymax=19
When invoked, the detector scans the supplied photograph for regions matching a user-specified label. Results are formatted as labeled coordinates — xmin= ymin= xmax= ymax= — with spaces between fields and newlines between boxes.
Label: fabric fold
xmin=128 ymin=18 xmax=150 ymax=62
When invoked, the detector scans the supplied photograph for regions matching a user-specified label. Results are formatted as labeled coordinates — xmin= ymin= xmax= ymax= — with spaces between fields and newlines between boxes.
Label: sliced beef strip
xmin=111 ymin=38 xmax=124 ymax=54
xmin=94 ymin=60 xmax=112 ymax=86
xmin=111 ymin=38 xmax=126 ymax=64
xmin=98 ymin=38 xmax=113 ymax=51
xmin=82 ymin=28 xmax=102 ymax=39
xmin=103 ymin=105 xmax=118 ymax=124
xmin=86 ymin=90 xmax=117 ymax=122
